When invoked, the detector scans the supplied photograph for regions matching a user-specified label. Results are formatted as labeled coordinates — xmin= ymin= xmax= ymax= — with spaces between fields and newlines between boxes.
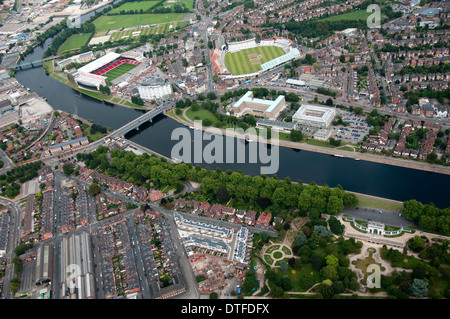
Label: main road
xmin=0 ymin=196 xmax=23 ymax=299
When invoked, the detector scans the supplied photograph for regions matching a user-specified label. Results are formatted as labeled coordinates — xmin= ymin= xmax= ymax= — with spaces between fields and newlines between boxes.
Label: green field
xmin=93 ymin=13 xmax=185 ymax=31
xmin=318 ymin=10 xmax=371 ymax=22
xmin=103 ymin=63 xmax=138 ymax=81
xmin=109 ymin=20 xmax=188 ymax=41
xmin=164 ymin=0 xmax=194 ymax=9
xmin=108 ymin=1 xmax=160 ymax=14
xmin=225 ymin=46 xmax=285 ymax=75
xmin=58 ymin=33 xmax=92 ymax=54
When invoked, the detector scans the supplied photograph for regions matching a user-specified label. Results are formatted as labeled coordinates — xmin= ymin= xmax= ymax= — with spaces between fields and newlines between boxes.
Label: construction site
xmin=189 ymin=255 xmax=243 ymax=296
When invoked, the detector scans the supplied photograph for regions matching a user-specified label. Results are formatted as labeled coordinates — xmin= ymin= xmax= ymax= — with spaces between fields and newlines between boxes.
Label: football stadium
xmin=212 ymin=36 xmax=301 ymax=79
xmin=74 ymin=52 xmax=142 ymax=90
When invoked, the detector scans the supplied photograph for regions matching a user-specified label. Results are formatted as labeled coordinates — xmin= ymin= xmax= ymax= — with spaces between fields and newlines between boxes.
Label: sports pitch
xmin=225 ymin=46 xmax=286 ymax=75
xmin=109 ymin=20 xmax=188 ymax=42
xmin=108 ymin=1 xmax=160 ymax=14
xmin=103 ymin=63 xmax=138 ymax=81
xmin=93 ymin=13 xmax=185 ymax=32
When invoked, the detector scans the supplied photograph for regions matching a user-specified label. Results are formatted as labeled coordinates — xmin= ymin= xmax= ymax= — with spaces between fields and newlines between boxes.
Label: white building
xmin=137 ymin=83 xmax=172 ymax=100
xmin=231 ymin=91 xmax=286 ymax=120
xmin=292 ymin=104 xmax=335 ymax=128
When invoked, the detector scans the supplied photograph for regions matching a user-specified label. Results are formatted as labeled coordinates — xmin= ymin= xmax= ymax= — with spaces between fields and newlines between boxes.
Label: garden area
xmin=242 ymin=209 xmax=450 ymax=299
xmin=244 ymin=215 xmax=364 ymax=298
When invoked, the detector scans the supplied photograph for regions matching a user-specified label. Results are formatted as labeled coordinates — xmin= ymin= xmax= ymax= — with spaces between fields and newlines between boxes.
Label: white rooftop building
xmin=292 ymin=104 xmax=335 ymax=128
xmin=137 ymin=83 xmax=172 ymax=100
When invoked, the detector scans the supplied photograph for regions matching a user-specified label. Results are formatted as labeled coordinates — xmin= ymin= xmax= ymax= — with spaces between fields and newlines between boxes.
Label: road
xmin=0 ymin=196 xmax=22 ymax=299
xmin=195 ymin=0 xmax=214 ymax=92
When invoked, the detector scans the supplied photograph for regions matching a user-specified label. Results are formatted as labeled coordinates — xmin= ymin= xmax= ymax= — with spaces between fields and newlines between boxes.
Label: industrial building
xmin=59 ymin=231 xmax=95 ymax=299
xmin=35 ymin=244 xmax=52 ymax=286
xmin=292 ymin=104 xmax=336 ymax=128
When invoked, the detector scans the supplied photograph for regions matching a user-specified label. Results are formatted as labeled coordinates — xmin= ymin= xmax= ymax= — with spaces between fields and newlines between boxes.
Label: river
xmin=13 ymin=9 xmax=450 ymax=208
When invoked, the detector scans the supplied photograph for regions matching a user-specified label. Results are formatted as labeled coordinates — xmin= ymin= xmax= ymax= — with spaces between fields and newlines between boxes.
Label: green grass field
xmin=185 ymin=108 xmax=219 ymax=126
xmin=225 ymin=46 xmax=285 ymax=75
xmin=58 ymin=33 xmax=92 ymax=54
xmin=164 ymin=0 xmax=194 ymax=9
xmin=109 ymin=20 xmax=188 ymax=41
xmin=108 ymin=1 xmax=160 ymax=14
xmin=103 ymin=63 xmax=138 ymax=81
xmin=93 ymin=13 xmax=185 ymax=31
xmin=318 ymin=10 xmax=371 ymax=22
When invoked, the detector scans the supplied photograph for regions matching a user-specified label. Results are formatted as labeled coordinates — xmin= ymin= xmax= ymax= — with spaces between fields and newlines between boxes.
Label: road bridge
xmin=8 ymin=55 xmax=62 ymax=71
xmin=110 ymin=105 xmax=169 ymax=138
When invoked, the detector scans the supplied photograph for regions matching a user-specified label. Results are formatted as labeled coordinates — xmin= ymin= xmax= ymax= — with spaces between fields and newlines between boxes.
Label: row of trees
xmin=75 ymin=146 xmax=358 ymax=217
xmin=401 ymin=199 xmax=450 ymax=235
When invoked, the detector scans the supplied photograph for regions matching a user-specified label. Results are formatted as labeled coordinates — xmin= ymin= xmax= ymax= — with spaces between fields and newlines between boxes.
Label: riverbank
xmin=39 ymin=69 xmax=450 ymax=176
xmin=165 ymin=111 xmax=450 ymax=176
xmin=46 ymin=66 xmax=147 ymax=111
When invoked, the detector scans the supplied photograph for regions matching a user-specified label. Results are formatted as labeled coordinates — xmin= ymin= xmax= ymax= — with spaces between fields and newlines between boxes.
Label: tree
xmin=88 ymin=183 xmax=101 ymax=196
xmin=216 ymin=186 xmax=230 ymax=204
xmin=343 ymin=193 xmax=359 ymax=207
xmin=62 ymin=163 xmax=74 ymax=175
xmin=290 ymin=130 xmax=303 ymax=142
xmin=328 ymin=216 xmax=344 ymax=235
xmin=326 ymin=195 xmax=344 ymax=214
xmin=293 ymin=231 xmax=308 ymax=248
xmin=409 ymin=278 xmax=428 ymax=297
xmin=402 ymin=199 xmax=424 ymax=222
xmin=314 ymin=225 xmax=332 ymax=237
xmin=408 ymin=236 xmax=425 ymax=252
xmin=321 ymin=265 xmax=339 ymax=281
xmin=325 ymin=254 xmax=339 ymax=268
xmin=209 ymin=292 xmax=218 ymax=299
xmin=326 ymin=98 xmax=333 ymax=106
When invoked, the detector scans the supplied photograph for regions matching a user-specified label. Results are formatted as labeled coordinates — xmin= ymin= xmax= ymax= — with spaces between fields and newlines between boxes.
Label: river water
xmin=13 ymin=9 xmax=450 ymax=208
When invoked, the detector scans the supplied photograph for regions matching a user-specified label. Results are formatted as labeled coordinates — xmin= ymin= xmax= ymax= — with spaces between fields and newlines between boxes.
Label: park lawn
xmin=305 ymin=139 xmax=335 ymax=148
xmin=185 ymin=108 xmax=219 ymax=126
xmin=319 ymin=10 xmax=371 ymax=22
xmin=225 ymin=46 xmax=285 ymax=75
xmin=103 ymin=63 xmax=138 ymax=81
xmin=86 ymin=130 xmax=106 ymax=143
xmin=93 ymin=13 xmax=185 ymax=31
xmin=356 ymin=193 xmax=403 ymax=212
xmin=288 ymin=264 xmax=322 ymax=292
xmin=109 ymin=20 xmax=187 ymax=41
xmin=58 ymin=33 xmax=92 ymax=54
xmin=108 ymin=1 xmax=160 ymax=14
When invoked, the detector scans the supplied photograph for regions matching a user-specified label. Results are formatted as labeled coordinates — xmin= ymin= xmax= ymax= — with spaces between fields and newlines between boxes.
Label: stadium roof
xmin=260 ymin=48 xmax=301 ymax=71
xmin=75 ymin=72 xmax=106 ymax=88
xmin=78 ymin=52 xmax=121 ymax=74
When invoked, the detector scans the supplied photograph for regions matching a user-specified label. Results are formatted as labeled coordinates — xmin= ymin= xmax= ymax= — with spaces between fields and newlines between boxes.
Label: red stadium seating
xmin=91 ymin=57 xmax=141 ymax=76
